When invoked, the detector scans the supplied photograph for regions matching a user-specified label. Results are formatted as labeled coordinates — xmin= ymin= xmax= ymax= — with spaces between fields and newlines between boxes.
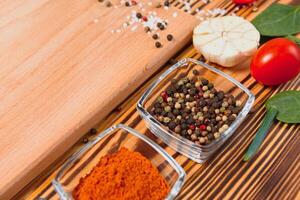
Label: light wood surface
xmin=3 ymin=0 xmax=300 ymax=199
xmin=0 ymin=0 xmax=198 ymax=198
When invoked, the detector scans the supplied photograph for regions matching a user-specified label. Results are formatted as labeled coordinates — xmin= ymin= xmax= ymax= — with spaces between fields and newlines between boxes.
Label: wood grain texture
xmin=0 ymin=0 xmax=198 ymax=198
xmin=25 ymin=56 xmax=300 ymax=199
xmin=5 ymin=0 xmax=300 ymax=199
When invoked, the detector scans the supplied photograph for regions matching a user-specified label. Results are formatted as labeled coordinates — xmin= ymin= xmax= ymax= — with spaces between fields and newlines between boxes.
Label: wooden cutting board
xmin=0 ymin=0 xmax=198 ymax=198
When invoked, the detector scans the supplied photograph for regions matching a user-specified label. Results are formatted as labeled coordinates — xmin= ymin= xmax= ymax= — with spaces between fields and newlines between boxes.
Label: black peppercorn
xmin=82 ymin=137 xmax=89 ymax=143
xmin=157 ymin=22 xmax=165 ymax=30
xmin=186 ymin=117 xmax=194 ymax=124
xmin=217 ymin=91 xmax=225 ymax=100
xmin=89 ymin=128 xmax=97 ymax=135
xmin=181 ymin=123 xmax=188 ymax=130
xmin=164 ymin=0 xmax=170 ymax=6
xmin=136 ymin=12 xmax=142 ymax=18
xmin=207 ymin=134 xmax=214 ymax=141
xmin=154 ymin=102 xmax=161 ymax=108
xmin=167 ymin=34 xmax=173 ymax=41
xmin=155 ymin=108 xmax=162 ymax=114
xmin=152 ymin=34 xmax=159 ymax=40
xmin=168 ymin=121 xmax=177 ymax=130
xmin=192 ymin=69 xmax=199 ymax=75
xmin=125 ymin=1 xmax=130 ymax=6
xmin=173 ymin=109 xmax=180 ymax=115
xmin=155 ymin=41 xmax=162 ymax=48
xmin=144 ymin=26 xmax=150 ymax=33
xmin=181 ymin=130 xmax=187 ymax=136
xmin=168 ymin=58 xmax=177 ymax=65
xmin=199 ymin=100 xmax=207 ymax=107
xmin=105 ymin=1 xmax=112 ymax=7
xmin=189 ymin=88 xmax=197 ymax=95
xmin=201 ymin=79 xmax=209 ymax=85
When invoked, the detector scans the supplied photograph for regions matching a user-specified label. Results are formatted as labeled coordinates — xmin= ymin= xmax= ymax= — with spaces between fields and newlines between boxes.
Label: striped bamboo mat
xmin=15 ymin=0 xmax=300 ymax=199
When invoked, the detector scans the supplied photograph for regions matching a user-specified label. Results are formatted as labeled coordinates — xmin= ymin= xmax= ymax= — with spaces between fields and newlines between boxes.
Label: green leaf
xmin=285 ymin=35 xmax=300 ymax=46
xmin=244 ymin=90 xmax=300 ymax=161
xmin=243 ymin=107 xmax=278 ymax=161
xmin=266 ymin=90 xmax=300 ymax=123
xmin=252 ymin=4 xmax=300 ymax=36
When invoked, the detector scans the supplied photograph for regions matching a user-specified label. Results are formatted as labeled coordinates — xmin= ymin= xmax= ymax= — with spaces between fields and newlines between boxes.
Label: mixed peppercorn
xmin=150 ymin=69 xmax=242 ymax=145
xmin=98 ymin=0 xmax=174 ymax=48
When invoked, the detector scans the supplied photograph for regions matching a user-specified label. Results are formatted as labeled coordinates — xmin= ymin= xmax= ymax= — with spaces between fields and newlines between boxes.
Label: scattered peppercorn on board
xmin=2 ymin=0 xmax=300 ymax=199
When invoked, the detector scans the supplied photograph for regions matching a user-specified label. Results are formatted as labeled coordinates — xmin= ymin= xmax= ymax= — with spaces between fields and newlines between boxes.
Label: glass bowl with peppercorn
xmin=137 ymin=58 xmax=255 ymax=163
xmin=52 ymin=124 xmax=185 ymax=200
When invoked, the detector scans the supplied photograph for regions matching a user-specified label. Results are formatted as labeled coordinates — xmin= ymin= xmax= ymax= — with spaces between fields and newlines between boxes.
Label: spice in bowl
xmin=73 ymin=147 xmax=170 ymax=200
xmin=150 ymin=70 xmax=242 ymax=145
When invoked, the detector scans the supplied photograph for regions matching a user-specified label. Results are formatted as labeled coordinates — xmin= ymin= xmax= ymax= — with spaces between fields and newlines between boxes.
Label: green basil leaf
xmin=266 ymin=90 xmax=300 ymax=123
xmin=252 ymin=4 xmax=300 ymax=36
xmin=285 ymin=35 xmax=300 ymax=46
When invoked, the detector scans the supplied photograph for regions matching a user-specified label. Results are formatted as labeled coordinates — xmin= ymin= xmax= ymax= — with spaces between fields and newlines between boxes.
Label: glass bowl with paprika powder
xmin=52 ymin=124 xmax=185 ymax=200
xmin=137 ymin=58 xmax=255 ymax=163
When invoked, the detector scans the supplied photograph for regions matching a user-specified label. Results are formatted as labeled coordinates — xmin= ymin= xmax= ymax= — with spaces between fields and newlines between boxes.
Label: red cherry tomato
xmin=250 ymin=38 xmax=300 ymax=86
xmin=233 ymin=0 xmax=255 ymax=4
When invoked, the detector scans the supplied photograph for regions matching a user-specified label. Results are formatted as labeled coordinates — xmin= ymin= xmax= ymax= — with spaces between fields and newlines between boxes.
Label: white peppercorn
xmin=199 ymin=137 xmax=206 ymax=144
xmin=195 ymin=81 xmax=201 ymax=87
xmin=223 ymin=124 xmax=229 ymax=130
xmin=202 ymin=85 xmax=208 ymax=91
xmin=175 ymin=102 xmax=181 ymax=109
xmin=214 ymin=132 xmax=221 ymax=139
xmin=191 ymin=134 xmax=197 ymax=141
xmin=236 ymin=100 xmax=242 ymax=107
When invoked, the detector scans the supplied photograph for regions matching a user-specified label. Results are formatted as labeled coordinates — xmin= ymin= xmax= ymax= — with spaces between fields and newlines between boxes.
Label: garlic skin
xmin=193 ymin=16 xmax=260 ymax=67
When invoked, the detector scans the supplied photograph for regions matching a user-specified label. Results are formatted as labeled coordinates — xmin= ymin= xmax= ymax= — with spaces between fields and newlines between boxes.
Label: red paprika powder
xmin=73 ymin=147 xmax=170 ymax=200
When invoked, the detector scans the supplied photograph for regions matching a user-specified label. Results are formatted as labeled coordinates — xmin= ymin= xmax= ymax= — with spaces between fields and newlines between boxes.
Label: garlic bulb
xmin=193 ymin=16 xmax=260 ymax=67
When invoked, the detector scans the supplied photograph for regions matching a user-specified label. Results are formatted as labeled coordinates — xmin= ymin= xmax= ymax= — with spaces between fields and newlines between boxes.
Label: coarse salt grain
xmin=131 ymin=25 xmax=138 ymax=31
xmin=93 ymin=19 xmax=99 ymax=23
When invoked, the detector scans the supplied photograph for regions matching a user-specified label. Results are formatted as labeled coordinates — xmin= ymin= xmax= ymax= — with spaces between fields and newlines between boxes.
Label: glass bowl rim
xmin=52 ymin=124 xmax=186 ymax=200
xmin=137 ymin=58 xmax=255 ymax=150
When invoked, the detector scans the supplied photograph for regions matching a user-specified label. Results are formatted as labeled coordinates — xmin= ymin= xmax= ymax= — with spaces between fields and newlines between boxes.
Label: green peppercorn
xmin=207 ymin=83 xmax=214 ymax=89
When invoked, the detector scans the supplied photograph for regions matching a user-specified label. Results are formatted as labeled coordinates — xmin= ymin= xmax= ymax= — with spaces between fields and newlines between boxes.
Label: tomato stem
xmin=243 ymin=107 xmax=278 ymax=161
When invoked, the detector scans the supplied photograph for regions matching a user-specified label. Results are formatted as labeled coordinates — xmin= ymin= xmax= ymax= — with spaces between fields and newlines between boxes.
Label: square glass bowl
xmin=52 ymin=124 xmax=186 ymax=200
xmin=137 ymin=58 xmax=255 ymax=163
